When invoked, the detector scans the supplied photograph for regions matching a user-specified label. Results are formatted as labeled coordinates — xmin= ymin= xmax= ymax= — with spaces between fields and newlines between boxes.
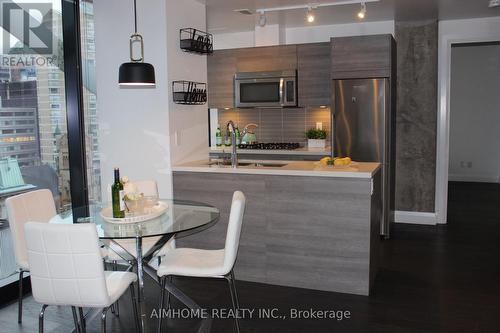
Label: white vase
xmin=307 ymin=139 xmax=326 ymax=148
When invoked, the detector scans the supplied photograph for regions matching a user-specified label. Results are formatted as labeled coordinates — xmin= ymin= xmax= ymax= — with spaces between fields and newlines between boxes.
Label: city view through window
xmin=0 ymin=0 xmax=100 ymax=287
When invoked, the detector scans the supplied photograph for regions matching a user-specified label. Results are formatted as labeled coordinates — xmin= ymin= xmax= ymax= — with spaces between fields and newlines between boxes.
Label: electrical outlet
xmin=467 ymin=161 xmax=472 ymax=168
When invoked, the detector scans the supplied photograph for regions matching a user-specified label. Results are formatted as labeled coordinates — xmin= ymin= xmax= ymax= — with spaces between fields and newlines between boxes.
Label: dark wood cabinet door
xmin=297 ymin=42 xmax=331 ymax=107
xmin=207 ymin=49 xmax=237 ymax=108
xmin=331 ymin=34 xmax=393 ymax=79
xmin=235 ymin=45 xmax=297 ymax=72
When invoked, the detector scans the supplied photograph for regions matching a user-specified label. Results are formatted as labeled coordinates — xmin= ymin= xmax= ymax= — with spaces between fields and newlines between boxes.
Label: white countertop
xmin=173 ymin=159 xmax=381 ymax=179
xmin=209 ymin=146 xmax=331 ymax=156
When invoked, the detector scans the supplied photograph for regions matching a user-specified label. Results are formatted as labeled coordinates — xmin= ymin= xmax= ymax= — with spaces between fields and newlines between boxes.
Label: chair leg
xmin=230 ymin=270 xmax=240 ymax=310
xmin=113 ymin=261 xmax=120 ymax=317
xmin=226 ymin=270 xmax=241 ymax=333
xmin=101 ymin=307 xmax=109 ymax=333
xmin=157 ymin=277 xmax=166 ymax=333
xmin=78 ymin=307 xmax=86 ymax=333
xmin=71 ymin=307 xmax=81 ymax=333
xmin=39 ymin=304 xmax=48 ymax=333
xmin=130 ymin=284 xmax=140 ymax=333
xmin=165 ymin=276 xmax=173 ymax=310
xmin=18 ymin=270 xmax=24 ymax=324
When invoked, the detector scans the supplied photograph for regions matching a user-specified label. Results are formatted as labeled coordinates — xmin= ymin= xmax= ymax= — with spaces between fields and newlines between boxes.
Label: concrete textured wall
xmin=395 ymin=20 xmax=438 ymax=212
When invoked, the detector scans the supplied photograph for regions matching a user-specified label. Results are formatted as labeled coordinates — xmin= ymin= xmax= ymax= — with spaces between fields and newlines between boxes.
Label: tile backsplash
xmin=216 ymin=107 xmax=331 ymax=147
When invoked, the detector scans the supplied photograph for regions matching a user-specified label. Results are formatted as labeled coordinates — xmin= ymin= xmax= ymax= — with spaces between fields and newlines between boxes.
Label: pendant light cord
xmin=133 ymin=0 xmax=138 ymax=33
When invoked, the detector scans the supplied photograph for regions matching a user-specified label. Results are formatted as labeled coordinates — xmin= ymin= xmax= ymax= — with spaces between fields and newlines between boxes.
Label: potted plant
xmin=306 ymin=128 xmax=327 ymax=148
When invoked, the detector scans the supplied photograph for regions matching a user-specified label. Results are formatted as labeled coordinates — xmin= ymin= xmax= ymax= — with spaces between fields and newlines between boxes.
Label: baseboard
xmin=393 ymin=211 xmax=438 ymax=225
xmin=448 ymin=174 xmax=500 ymax=183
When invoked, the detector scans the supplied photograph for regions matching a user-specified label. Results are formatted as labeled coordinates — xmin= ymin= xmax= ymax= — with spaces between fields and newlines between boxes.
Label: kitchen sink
xmin=207 ymin=161 xmax=287 ymax=168
xmin=252 ymin=162 xmax=287 ymax=167
xmin=208 ymin=161 xmax=253 ymax=167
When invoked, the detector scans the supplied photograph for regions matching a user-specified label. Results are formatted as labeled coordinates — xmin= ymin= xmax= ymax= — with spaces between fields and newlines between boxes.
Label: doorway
xmin=448 ymin=42 xmax=500 ymax=184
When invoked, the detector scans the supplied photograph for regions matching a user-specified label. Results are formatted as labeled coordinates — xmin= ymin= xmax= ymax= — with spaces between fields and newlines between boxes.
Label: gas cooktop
xmin=238 ymin=143 xmax=301 ymax=150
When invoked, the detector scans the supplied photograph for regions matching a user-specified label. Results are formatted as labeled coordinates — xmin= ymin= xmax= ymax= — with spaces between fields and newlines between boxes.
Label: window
xmin=81 ymin=0 xmax=101 ymax=205
xmin=48 ymin=73 xmax=59 ymax=80
xmin=0 ymin=0 xmax=73 ymax=289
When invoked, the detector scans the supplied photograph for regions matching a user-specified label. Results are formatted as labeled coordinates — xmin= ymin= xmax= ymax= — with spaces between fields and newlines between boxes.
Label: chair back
xmin=24 ymin=222 xmax=110 ymax=307
xmin=5 ymin=189 xmax=57 ymax=269
xmin=132 ymin=180 xmax=158 ymax=197
xmin=223 ymin=191 xmax=246 ymax=273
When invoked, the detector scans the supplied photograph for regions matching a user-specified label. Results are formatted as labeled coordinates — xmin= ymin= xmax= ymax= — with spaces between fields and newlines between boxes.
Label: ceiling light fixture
xmin=119 ymin=0 xmax=156 ymax=87
xmin=256 ymin=0 xmax=379 ymax=23
xmin=358 ymin=2 xmax=366 ymax=19
xmin=258 ymin=10 xmax=267 ymax=27
xmin=306 ymin=6 xmax=315 ymax=23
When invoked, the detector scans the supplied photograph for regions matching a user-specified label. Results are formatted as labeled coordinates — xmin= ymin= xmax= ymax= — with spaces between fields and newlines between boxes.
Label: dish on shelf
xmin=100 ymin=201 xmax=168 ymax=224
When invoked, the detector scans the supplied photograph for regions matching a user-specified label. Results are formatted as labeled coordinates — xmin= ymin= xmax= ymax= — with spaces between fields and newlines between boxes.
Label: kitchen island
xmin=172 ymin=160 xmax=381 ymax=296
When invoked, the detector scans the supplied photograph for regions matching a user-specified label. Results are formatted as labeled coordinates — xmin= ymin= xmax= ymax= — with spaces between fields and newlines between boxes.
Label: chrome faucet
xmin=226 ymin=120 xmax=238 ymax=168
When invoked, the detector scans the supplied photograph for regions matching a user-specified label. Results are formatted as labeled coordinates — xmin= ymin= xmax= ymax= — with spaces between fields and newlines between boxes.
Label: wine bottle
xmin=111 ymin=168 xmax=125 ymax=218
xmin=215 ymin=124 xmax=222 ymax=147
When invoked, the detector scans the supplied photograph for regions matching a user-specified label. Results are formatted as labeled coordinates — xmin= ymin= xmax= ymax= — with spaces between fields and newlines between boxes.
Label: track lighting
xmin=258 ymin=11 xmax=267 ymax=27
xmin=306 ymin=6 xmax=315 ymax=23
xmin=253 ymin=1 xmax=378 ymax=26
xmin=358 ymin=2 xmax=367 ymax=19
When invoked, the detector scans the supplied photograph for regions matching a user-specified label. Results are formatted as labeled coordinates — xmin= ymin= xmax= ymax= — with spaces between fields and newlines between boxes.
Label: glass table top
xmin=50 ymin=199 xmax=220 ymax=239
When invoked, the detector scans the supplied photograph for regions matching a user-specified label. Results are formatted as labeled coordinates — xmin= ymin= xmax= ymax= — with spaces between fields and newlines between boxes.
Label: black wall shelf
xmin=180 ymin=28 xmax=213 ymax=55
xmin=172 ymin=81 xmax=207 ymax=105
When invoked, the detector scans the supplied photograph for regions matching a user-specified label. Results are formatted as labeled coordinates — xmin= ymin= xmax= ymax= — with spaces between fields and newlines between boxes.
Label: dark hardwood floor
xmin=1 ymin=181 xmax=499 ymax=332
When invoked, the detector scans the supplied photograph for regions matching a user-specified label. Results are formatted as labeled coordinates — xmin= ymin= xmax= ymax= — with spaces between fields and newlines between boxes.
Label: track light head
xmin=258 ymin=11 xmax=267 ymax=27
xmin=358 ymin=2 xmax=366 ymax=19
xmin=306 ymin=6 xmax=315 ymax=23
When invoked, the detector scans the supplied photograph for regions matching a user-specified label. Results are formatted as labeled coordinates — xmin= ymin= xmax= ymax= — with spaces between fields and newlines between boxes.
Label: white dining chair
xmin=156 ymin=191 xmax=246 ymax=333
xmin=24 ymin=222 xmax=139 ymax=333
xmin=5 ymin=189 xmax=57 ymax=324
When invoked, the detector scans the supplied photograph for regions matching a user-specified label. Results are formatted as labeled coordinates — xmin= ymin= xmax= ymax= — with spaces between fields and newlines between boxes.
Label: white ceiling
xmin=200 ymin=0 xmax=500 ymax=33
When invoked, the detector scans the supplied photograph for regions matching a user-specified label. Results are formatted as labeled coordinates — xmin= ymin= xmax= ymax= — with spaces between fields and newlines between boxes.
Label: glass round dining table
xmin=50 ymin=199 xmax=220 ymax=333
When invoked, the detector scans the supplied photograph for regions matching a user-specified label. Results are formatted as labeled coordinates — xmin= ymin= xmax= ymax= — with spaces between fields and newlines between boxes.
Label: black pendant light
xmin=119 ymin=0 xmax=155 ymax=87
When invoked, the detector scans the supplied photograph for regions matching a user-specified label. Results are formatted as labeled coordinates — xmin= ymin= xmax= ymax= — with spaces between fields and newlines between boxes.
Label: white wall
xmin=285 ymin=20 xmax=394 ymax=44
xmin=94 ymin=0 xmax=172 ymax=199
xmin=213 ymin=20 xmax=394 ymax=49
xmin=213 ymin=31 xmax=255 ymax=50
xmin=95 ymin=0 xmax=208 ymax=200
xmin=449 ymin=44 xmax=500 ymax=183
xmin=166 ymin=0 xmax=208 ymax=165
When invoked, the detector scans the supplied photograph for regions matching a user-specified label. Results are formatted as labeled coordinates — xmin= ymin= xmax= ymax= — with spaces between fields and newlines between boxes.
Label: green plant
xmin=305 ymin=128 xmax=327 ymax=140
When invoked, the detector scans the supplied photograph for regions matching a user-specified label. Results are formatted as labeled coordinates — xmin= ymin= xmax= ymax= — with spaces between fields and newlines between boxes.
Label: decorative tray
xmin=100 ymin=201 xmax=169 ymax=224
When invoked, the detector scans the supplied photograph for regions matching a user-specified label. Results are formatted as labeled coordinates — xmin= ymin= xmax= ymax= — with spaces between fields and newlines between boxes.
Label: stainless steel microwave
xmin=234 ymin=70 xmax=297 ymax=108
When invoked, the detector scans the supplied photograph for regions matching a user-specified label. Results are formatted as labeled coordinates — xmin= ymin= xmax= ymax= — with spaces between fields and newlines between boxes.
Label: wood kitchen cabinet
xmin=207 ymin=49 xmax=237 ymax=109
xmin=234 ymin=45 xmax=297 ymax=72
xmin=297 ymin=42 xmax=331 ymax=107
xmin=331 ymin=34 xmax=395 ymax=79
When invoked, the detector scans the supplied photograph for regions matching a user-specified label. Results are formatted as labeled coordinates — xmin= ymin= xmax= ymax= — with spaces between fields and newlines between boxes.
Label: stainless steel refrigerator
xmin=331 ymin=78 xmax=394 ymax=237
